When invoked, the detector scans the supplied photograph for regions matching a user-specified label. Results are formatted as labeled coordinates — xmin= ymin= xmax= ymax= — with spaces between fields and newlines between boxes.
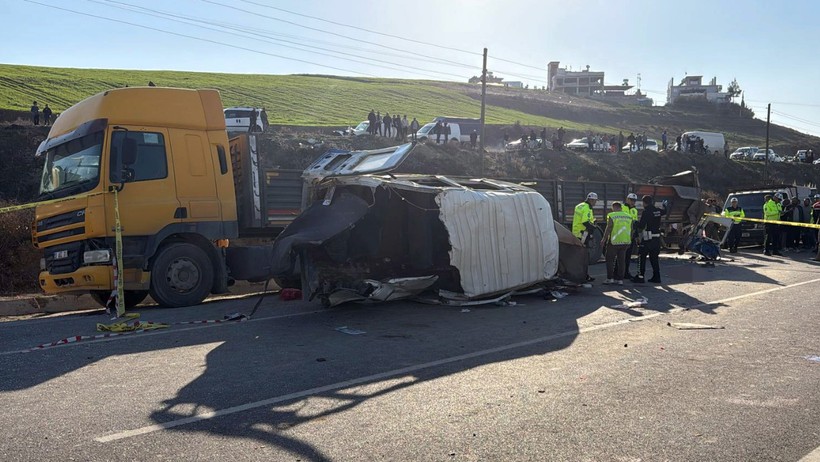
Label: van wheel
xmin=89 ymin=290 xmax=149 ymax=310
xmin=149 ymin=243 xmax=214 ymax=307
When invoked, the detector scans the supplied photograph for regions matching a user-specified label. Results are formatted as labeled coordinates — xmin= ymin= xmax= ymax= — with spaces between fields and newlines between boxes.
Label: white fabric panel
xmin=436 ymin=189 xmax=559 ymax=298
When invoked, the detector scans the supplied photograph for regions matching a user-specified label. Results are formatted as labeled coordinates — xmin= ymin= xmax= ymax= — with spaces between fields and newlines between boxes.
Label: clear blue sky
xmin=4 ymin=0 xmax=820 ymax=137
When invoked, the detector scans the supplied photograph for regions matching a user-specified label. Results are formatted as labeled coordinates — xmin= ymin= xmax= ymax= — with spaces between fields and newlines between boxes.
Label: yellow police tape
xmin=113 ymin=188 xmax=125 ymax=318
xmin=96 ymin=312 xmax=169 ymax=332
xmin=0 ymin=191 xmax=107 ymax=214
xmin=705 ymin=213 xmax=820 ymax=230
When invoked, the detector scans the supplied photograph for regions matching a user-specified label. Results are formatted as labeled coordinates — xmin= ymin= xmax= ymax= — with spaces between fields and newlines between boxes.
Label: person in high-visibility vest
xmin=721 ymin=197 xmax=745 ymax=253
xmin=572 ymin=192 xmax=598 ymax=244
xmin=763 ymin=193 xmax=783 ymax=256
xmin=602 ymin=201 xmax=633 ymax=285
xmin=622 ymin=192 xmax=640 ymax=278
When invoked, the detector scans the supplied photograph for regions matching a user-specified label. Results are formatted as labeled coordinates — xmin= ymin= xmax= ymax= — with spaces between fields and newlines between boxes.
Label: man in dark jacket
xmin=632 ymin=195 xmax=667 ymax=283
xmin=383 ymin=113 xmax=392 ymax=138
xmin=367 ymin=109 xmax=377 ymax=135
xmin=434 ymin=121 xmax=442 ymax=144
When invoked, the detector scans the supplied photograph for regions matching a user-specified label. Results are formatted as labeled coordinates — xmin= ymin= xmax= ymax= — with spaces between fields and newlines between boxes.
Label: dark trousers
xmin=788 ymin=226 xmax=801 ymax=248
xmin=764 ymin=223 xmax=780 ymax=253
xmin=639 ymin=238 xmax=661 ymax=279
xmin=727 ymin=223 xmax=742 ymax=251
xmin=606 ymin=244 xmax=629 ymax=280
xmin=617 ymin=242 xmax=635 ymax=277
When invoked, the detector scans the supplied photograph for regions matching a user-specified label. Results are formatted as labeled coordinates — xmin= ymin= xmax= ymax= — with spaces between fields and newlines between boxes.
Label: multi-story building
xmin=546 ymin=61 xmax=634 ymax=97
xmin=667 ymin=75 xmax=730 ymax=105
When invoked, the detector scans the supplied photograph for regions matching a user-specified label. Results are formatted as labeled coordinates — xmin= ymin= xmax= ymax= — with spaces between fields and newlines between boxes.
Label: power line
xmin=23 ymin=0 xmax=378 ymax=77
xmin=747 ymin=99 xmax=820 ymax=108
xmin=201 ymin=0 xmax=488 ymax=74
xmin=99 ymin=0 xmax=485 ymax=73
xmin=235 ymin=0 xmax=547 ymax=73
xmin=91 ymin=0 xmax=469 ymax=80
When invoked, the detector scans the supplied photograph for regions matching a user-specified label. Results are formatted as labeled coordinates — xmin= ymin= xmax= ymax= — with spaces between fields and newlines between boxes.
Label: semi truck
xmin=33 ymin=87 xmax=308 ymax=308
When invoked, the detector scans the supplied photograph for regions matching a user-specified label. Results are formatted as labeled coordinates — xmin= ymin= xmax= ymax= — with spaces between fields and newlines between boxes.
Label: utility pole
xmin=479 ymin=47 xmax=487 ymax=175
xmin=764 ymin=103 xmax=771 ymax=184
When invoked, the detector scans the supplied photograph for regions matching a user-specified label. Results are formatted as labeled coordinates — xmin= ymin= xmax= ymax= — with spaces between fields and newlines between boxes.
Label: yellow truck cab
xmin=34 ymin=87 xmax=240 ymax=308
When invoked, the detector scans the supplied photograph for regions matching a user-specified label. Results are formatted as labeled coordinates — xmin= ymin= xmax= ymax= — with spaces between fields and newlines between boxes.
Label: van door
xmin=449 ymin=124 xmax=462 ymax=143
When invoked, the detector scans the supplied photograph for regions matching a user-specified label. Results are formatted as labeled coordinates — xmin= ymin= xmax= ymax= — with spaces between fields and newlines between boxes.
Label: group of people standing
xmin=762 ymin=194 xmax=820 ymax=260
xmin=366 ymin=110 xmax=419 ymax=141
xmin=571 ymin=192 xmax=667 ymax=285
xmin=30 ymin=101 xmax=53 ymax=126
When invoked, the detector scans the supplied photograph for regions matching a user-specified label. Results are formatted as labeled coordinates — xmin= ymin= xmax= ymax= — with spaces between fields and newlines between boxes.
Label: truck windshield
xmin=39 ymin=131 xmax=103 ymax=198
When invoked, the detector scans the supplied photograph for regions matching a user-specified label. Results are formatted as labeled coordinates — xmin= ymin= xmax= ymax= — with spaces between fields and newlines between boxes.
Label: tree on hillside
xmin=727 ymin=78 xmax=742 ymax=102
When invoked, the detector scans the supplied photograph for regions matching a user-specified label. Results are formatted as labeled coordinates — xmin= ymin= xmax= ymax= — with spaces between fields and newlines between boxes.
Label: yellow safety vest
xmin=625 ymin=204 xmax=638 ymax=221
xmin=763 ymin=199 xmax=781 ymax=221
xmin=572 ymin=201 xmax=595 ymax=239
xmin=607 ymin=211 xmax=633 ymax=245
xmin=722 ymin=206 xmax=745 ymax=224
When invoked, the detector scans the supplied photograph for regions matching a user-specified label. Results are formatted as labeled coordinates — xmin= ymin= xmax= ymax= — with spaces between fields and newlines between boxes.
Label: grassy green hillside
xmin=0 ymin=64 xmax=605 ymax=131
xmin=2 ymin=63 xmax=819 ymax=155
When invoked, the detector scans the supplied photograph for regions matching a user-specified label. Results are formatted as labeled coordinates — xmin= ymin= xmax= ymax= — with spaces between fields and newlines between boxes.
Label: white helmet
xmin=627 ymin=193 xmax=638 ymax=200
xmin=587 ymin=192 xmax=598 ymax=200
xmin=774 ymin=193 xmax=784 ymax=200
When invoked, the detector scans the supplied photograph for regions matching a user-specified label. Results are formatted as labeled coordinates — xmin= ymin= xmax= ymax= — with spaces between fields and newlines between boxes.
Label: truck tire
xmin=89 ymin=290 xmax=149 ymax=310
xmin=149 ymin=242 xmax=214 ymax=307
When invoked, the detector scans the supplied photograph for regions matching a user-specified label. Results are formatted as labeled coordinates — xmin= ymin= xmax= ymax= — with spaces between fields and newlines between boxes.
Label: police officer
xmin=622 ymin=193 xmax=639 ymax=278
xmin=572 ymin=192 xmax=598 ymax=245
xmin=721 ymin=197 xmax=745 ymax=253
xmin=602 ymin=201 xmax=633 ymax=285
xmin=572 ymin=192 xmax=598 ymax=282
xmin=632 ymin=195 xmax=667 ymax=283
xmin=763 ymin=193 xmax=783 ymax=256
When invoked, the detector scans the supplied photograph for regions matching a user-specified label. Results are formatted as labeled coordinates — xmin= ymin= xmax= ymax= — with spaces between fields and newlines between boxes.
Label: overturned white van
xmin=267 ymin=143 xmax=585 ymax=307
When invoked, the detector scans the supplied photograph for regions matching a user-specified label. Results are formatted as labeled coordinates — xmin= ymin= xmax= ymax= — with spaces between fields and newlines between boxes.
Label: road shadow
xmin=0 ymin=285 xmax=713 ymax=460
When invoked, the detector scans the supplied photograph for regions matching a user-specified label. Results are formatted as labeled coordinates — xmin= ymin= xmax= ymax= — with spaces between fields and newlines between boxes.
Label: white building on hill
xmin=667 ymin=75 xmax=730 ymax=105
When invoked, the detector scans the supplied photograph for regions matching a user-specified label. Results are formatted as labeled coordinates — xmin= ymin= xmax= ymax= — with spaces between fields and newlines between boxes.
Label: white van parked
xmin=415 ymin=117 xmax=481 ymax=144
xmin=224 ymin=107 xmax=269 ymax=134
xmin=681 ymin=131 xmax=725 ymax=155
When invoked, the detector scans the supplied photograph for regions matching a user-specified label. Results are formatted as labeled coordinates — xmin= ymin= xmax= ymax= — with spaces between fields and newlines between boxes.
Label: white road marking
xmin=800 ymin=445 xmax=820 ymax=462
xmin=94 ymin=276 xmax=820 ymax=443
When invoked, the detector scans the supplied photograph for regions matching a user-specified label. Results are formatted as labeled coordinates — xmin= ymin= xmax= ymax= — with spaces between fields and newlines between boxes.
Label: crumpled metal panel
xmin=436 ymin=189 xmax=559 ymax=298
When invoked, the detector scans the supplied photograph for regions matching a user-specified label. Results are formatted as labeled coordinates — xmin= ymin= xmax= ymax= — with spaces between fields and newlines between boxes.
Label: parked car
xmin=505 ymin=138 xmax=544 ymax=151
xmin=681 ymin=131 xmax=726 ymax=155
xmin=415 ymin=117 xmax=481 ymax=143
xmin=621 ymin=139 xmax=659 ymax=152
xmin=729 ymin=147 xmax=758 ymax=160
xmin=751 ymin=148 xmax=782 ymax=162
xmin=814 ymin=159 xmax=820 ymax=165
xmin=566 ymin=137 xmax=590 ymax=151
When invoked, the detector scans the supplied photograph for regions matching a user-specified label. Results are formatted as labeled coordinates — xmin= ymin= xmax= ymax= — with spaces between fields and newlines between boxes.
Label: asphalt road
xmin=1 ymin=251 xmax=819 ymax=461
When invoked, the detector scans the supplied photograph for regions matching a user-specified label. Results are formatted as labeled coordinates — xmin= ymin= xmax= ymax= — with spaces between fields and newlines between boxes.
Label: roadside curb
xmin=0 ymin=294 xmax=93 ymax=316
xmin=0 ymin=281 xmax=272 ymax=317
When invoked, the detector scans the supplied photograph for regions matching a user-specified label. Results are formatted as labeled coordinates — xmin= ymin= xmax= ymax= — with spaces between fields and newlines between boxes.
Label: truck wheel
xmin=149 ymin=243 xmax=214 ymax=307
xmin=90 ymin=290 xmax=149 ymax=310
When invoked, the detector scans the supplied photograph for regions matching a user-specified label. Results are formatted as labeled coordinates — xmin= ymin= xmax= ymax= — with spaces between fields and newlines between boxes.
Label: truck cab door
xmin=168 ymin=129 xmax=222 ymax=223
xmin=107 ymin=128 xmax=180 ymax=238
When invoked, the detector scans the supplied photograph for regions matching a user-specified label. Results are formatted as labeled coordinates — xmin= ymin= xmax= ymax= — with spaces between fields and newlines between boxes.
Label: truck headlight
xmin=83 ymin=250 xmax=111 ymax=264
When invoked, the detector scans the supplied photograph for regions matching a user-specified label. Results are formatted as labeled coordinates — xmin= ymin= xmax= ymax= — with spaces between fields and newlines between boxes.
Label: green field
xmin=0 ymin=64 xmax=606 ymax=131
